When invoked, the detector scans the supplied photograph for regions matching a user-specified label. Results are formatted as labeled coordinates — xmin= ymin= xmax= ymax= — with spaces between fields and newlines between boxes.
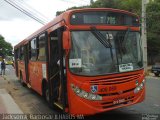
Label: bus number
xmin=107 ymin=17 xmax=116 ymax=24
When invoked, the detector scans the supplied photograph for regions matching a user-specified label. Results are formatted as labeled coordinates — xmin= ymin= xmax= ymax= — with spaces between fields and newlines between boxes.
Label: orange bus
xmin=14 ymin=8 xmax=145 ymax=115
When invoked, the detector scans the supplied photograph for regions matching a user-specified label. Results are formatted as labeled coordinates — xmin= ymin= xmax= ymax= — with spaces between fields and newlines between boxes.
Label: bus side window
xmin=20 ymin=46 xmax=24 ymax=60
xmin=17 ymin=48 xmax=20 ymax=60
xmin=38 ymin=34 xmax=46 ymax=61
xmin=14 ymin=49 xmax=18 ymax=60
xmin=30 ymin=38 xmax=38 ymax=61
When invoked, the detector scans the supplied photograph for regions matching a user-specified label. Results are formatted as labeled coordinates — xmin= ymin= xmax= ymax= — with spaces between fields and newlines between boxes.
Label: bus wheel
xmin=45 ymin=85 xmax=50 ymax=103
xmin=45 ymin=84 xmax=54 ymax=108
xmin=20 ymin=73 xmax=25 ymax=86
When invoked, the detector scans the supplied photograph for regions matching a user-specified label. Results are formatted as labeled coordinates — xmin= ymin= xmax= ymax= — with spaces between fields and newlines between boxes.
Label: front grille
xmin=88 ymin=73 xmax=142 ymax=109
xmin=99 ymin=88 xmax=135 ymax=96
xmin=89 ymin=73 xmax=141 ymax=85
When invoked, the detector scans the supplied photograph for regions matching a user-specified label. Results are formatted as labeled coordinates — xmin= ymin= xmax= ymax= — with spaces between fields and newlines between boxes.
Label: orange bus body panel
xmin=67 ymin=69 xmax=145 ymax=115
xmin=28 ymin=61 xmax=47 ymax=95
xmin=18 ymin=60 xmax=26 ymax=82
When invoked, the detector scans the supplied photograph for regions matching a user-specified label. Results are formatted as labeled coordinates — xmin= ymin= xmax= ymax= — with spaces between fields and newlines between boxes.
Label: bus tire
xmin=45 ymin=84 xmax=54 ymax=108
xmin=20 ymin=72 xmax=25 ymax=87
xmin=42 ymin=80 xmax=47 ymax=99
xmin=45 ymin=85 xmax=50 ymax=102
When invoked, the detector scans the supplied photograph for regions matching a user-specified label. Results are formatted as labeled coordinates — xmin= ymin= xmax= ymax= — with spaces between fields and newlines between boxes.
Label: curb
xmin=0 ymin=89 xmax=23 ymax=114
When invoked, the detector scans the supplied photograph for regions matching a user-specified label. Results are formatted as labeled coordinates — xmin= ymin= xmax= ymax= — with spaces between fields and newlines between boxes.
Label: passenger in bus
xmin=1 ymin=59 xmax=6 ymax=75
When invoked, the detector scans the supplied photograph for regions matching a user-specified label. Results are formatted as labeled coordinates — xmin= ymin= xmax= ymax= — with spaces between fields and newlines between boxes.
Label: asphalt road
xmin=0 ymin=65 xmax=160 ymax=120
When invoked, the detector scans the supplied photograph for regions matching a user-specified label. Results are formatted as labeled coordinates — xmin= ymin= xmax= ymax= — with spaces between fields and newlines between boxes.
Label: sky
xmin=0 ymin=0 xmax=91 ymax=47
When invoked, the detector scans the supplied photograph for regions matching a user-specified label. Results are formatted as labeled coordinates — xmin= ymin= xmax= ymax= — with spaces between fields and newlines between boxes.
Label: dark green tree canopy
xmin=91 ymin=0 xmax=141 ymax=15
xmin=146 ymin=1 xmax=160 ymax=62
xmin=0 ymin=35 xmax=13 ymax=57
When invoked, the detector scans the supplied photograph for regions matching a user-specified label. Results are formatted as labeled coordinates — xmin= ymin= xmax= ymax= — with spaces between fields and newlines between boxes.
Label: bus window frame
xmin=17 ymin=46 xmax=24 ymax=61
xmin=29 ymin=38 xmax=38 ymax=61
xmin=63 ymin=30 xmax=71 ymax=50
xmin=37 ymin=33 xmax=47 ymax=62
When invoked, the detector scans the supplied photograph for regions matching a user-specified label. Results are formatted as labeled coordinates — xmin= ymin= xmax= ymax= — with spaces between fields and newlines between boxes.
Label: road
xmin=0 ymin=65 xmax=160 ymax=120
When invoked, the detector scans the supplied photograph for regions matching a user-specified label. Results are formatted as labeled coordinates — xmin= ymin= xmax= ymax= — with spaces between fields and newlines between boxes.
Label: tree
xmin=90 ymin=0 xmax=141 ymax=15
xmin=56 ymin=11 xmax=65 ymax=16
xmin=91 ymin=0 xmax=121 ymax=9
xmin=146 ymin=1 xmax=160 ymax=63
xmin=67 ymin=6 xmax=89 ymax=10
xmin=119 ymin=0 xmax=141 ymax=15
xmin=0 ymin=35 xmax=13 ymax=58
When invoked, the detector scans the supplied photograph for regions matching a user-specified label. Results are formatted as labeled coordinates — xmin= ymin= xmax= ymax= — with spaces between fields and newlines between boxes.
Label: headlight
xmin=83 ymin=92 xmax=89 ymax=98
xmin=134 ymin=79 xmax=145 ymax=94
xmin=75 ymin=87 xmax=81 ymax=94
xmin=91 ymin=94 xmax=96 ymax=100
xmin=71 ymin=84 xmax=102 ymax=101
xmin=140 ymin=83 xmax=144 ymax=89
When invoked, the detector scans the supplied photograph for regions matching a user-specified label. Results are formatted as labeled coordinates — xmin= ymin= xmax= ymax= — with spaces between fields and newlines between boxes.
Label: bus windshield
xmin=69 ymin=30 xmax=143 ymax=76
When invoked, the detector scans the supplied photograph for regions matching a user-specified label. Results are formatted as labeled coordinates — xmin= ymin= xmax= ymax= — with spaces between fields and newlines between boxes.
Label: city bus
xmin=14 ymin=8 xmax=145 ymax=115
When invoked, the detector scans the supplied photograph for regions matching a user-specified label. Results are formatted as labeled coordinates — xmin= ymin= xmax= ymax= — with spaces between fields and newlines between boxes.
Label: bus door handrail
xmin=49 ymin=70 xmax=60 ymax=80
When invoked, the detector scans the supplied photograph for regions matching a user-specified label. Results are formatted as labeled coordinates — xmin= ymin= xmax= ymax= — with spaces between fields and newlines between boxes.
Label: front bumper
xmin=69 ymin=87 xmax=145 ymax=115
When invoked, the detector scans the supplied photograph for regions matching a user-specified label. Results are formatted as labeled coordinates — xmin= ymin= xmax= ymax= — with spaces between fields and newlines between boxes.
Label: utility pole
xmin=142 ymin=0 xmax=148 ymax=74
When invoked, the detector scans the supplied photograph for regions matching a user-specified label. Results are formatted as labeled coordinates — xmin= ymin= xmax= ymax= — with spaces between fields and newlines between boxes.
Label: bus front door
xmin=48 ymin=28 xmax=66 ymax=111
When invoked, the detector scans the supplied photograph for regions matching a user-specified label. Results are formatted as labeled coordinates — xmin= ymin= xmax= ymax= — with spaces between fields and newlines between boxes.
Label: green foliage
xmin=56 ymin=11 xmax=65 ymax=16
xmin=56 ymin=5 xmax=90 ymax=15
xmin=146 ymin=1 xmax=160 ymax=60
xmin=0 ymin=35 xmax=13 ymax=57
xmin=91 ymin=0 xmax=141 ymax=15
xmin=154 ymin=0 xmax=160 ymax=3
xmin=67 ymin=6 xmax=89 ymax=10
xmin=119 ymin=0 xmax=141 ymax=15
xmin=91 ymin=0 xmax=121 ymax=9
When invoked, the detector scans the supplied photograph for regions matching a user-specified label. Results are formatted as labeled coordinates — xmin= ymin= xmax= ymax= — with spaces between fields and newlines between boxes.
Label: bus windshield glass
xmin=70 ymin=11 xmax=139 ymax=26
xmin=69 ymin=30 xmax=143 ymax=76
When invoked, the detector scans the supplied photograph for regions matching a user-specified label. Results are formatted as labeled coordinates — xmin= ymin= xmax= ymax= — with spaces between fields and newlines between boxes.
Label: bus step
xmin=54 ymin=102 xmax=63 ymax=110
xmin=27 ymin=83 xmax=31 ymax=88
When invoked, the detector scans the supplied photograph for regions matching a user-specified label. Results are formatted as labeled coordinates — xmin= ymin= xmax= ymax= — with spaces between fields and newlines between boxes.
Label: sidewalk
xmin=0 ymin=76 xmax=23 ymax=114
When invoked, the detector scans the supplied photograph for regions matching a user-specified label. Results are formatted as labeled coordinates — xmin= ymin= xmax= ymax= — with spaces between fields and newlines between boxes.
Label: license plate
xmin=113 ymin=99 xmax=125 ymax=105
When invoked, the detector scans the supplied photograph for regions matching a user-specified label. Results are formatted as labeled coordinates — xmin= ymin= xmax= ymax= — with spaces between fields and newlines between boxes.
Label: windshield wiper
xmin=124 ymin=28 xmax=131 ymax=42
xmin=90 ymin=26 xmax=112 ymax=48
xmin=90 ymin=26 xmax=114 ymax=61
